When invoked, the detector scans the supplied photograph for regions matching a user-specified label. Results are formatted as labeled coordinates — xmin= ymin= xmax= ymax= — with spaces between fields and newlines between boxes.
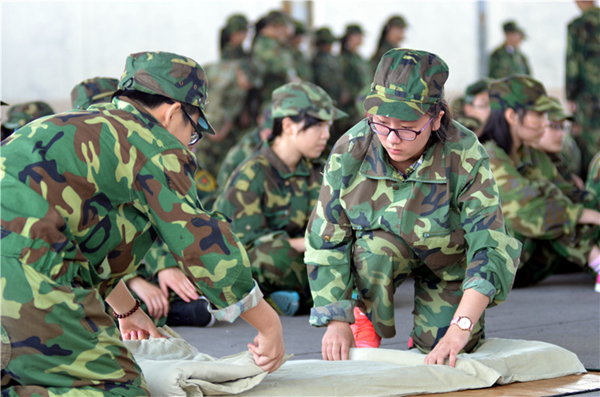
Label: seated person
xmin=479 ymin=76 xmax=600 ymax=289
xmin=216 ymin=81 xmax=346 ymax=316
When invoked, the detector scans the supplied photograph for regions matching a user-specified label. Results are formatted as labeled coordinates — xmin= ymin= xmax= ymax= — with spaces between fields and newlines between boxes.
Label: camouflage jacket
xmin=566 ymin=7 xmax=600 ymax=103
xmin=370 ymin=40 xmax=395 ymax=73
xmin=216 ymin=142 xmax=324 ymax=253
xmin=339 ymin=51 xmax=372 ymax=117
xmin=216 ymin=127 xmax=262 ymax=192
xmin=290 ymin=46 xmax=314 ymax=82
xmin=0 ymin=97 xmax=260 ymax=322
xmin=305 ymin=120 xmax=520 ymax=327
xmin=312 ymin=50 xmax=346 ymax=106
xmin=488 ymin=45 xmax=531 ymax=79
xmin=586 ymin=152 xmax=600 ymax=196
xmin=252 ymin=35 xmax=297 ymax=102
xmin=483 ymin=141 xmax=585 ymax=241
xmin=222 ymin=44 xmax=247 ymax=61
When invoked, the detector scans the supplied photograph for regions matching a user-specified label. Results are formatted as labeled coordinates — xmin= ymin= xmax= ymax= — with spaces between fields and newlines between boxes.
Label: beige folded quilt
xmin=125 ymin=327 xmax=585 ymax=397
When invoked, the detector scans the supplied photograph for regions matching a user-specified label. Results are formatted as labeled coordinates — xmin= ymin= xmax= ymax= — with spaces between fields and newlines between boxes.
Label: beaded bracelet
xmin=113 ymin=299 xmax=141 ymax=319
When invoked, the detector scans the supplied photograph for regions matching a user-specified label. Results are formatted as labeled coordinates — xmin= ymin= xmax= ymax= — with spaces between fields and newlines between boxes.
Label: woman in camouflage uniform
xmin=479 ymin=76 xmax=600 ymax=289
xmin=370 ymin=15 xmax=407 ymax=72
xmin=216 ymin=81 xmax=346 ymax=316
xmin=306 ymin=49 xmax=520 ymax=366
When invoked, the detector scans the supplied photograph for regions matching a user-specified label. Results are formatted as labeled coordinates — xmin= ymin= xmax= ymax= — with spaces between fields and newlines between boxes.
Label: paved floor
xmin=174 ymin=271 xmax=600 ymax=394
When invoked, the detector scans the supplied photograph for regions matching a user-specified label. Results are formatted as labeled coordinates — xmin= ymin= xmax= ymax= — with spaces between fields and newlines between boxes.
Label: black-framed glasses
xmin=181 ymin=108 xmax=203 ymax=146
xmin=548 ymin=121 xmax=570 ymax=132
xmin=368 ymin=116 xmax=435 ymax=141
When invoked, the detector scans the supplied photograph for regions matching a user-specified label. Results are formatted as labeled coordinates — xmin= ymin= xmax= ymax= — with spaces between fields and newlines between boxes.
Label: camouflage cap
xmin=387 ymin=15 xmax=407 ymax=29
xmin=119 ymin=51 xmax=215 ymax=134
xmin=364 ymin=48 xmax=449 ymax=121
xmin=547 ymin=97 xmax=574 ymax=122
xmin=315 ymin=27 xmax=337 ymax=45
xmin=2 ymin=101 xmax=55 ymax=130
xmin=71 ymin=77 xmax=119 ymax=110
xmin=293 ymin=20 xmax=308 ymax=36
xmin=488 ymin=75 xmax=552 ymax=113
xmin=344 ymin=24 xmax=363 ymax=36
xmin=225 ymin=14 xmax=249 ymax=34
xmin=271 ymin=81 xmax=348 ymax=121
xmin=464 ymin=79 xmax=490 ymax=104
xmin=503 ymin=20 xmax=525 ymax=37
xmin=264 ymin=10 xmax=291 ymax=26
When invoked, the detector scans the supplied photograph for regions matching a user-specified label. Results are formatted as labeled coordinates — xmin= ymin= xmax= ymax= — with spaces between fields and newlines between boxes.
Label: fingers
xmin=322 ymin=338 xmax=350 ymax=361
xmin=248 ymin=344 xmax=282 ymax=373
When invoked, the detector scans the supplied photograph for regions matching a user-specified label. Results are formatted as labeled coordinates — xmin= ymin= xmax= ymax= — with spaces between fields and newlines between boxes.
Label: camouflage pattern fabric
xmin=364 ymin=48 xmax=449 ymax=122
xmin=305 ymin=119 xmax=520 ymax=353
xmin=586 ymin=152 xmax=600 ymax=197
xmin=252 ymin=35 xmax=297 ymax=103
xmin=70 ymin=77 xmax=119 ymax=110
xmin=1 ymin=101 xmax=54 ymax=130
xmin=566 ymin=6 xmax=600 ymax=171
xmin=482 ymin=142 xmax=600 ymax=286
xmin=488 ymin=75 xmax=552 ymax=112
xmin=338 ymin=50 xmax=373 ymax=130
xmin=215 ymin=143 xmax=325 ymax=306
xmin=216 ymin=127 xmax=263 ymax=191
xmin=455 ymin=115 xmax=482 ymax=134
xmin=487 ymin=45 xmax=531 ymax=79
xmin=271 ymin=81 xmax=346 ymax=121
xmin=311 ymin=50 xmax=346 ymax=110
xmin=290 ymin=45 xmax=314 ymax=82
xmin=0 ymin=94 xmax=261 ymax=394
xmin=370 ymin=40 xmax=396 ymax=74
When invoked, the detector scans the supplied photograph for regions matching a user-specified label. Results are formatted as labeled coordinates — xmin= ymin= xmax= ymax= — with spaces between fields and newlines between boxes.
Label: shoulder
xmin=326 ymin=120 xmax=373 ymax=175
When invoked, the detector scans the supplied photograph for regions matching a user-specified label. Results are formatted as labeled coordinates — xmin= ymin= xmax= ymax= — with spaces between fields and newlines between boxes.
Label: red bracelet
xmin=113 ymin=299 xmax=141 ymax=319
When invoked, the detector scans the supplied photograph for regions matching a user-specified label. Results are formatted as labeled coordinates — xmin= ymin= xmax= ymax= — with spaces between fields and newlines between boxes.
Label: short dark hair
xmin=115 ymin=90 xmax=200 ymax=117
xmin=269 ymin=113 xmax=324 ymax=141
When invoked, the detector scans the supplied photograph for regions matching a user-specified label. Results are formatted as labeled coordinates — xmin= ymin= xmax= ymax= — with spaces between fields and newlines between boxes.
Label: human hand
xmin=424 ymin=326 xmax=471 ymax=367
xmin=119 ymin=309 xmax=167 ymax=341
xmin=322 ymin=320 xmax=355 ymax=361
xmin=127 ymin=277 xmax=169 ymax=319
xmin=248 ymin=326 xmax=285 ymax=373
xmin=158 ymin=267 xmax=200 ymax=303
xmin=287 ymin=237 xmax=306 ymax=253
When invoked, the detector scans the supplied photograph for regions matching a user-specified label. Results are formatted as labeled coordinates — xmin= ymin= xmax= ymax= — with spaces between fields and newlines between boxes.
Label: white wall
xmin=1 ymin=0 xmax=581 ymax=116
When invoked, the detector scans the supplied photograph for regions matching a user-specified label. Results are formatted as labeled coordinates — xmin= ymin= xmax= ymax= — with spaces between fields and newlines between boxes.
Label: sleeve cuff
xmin=309 ymin=300 xmax=355 ymax=327
xmin=462 ymin=277 xmax=497 ymax=304
xmin=209 ymin=279 xmax=263 ymax=323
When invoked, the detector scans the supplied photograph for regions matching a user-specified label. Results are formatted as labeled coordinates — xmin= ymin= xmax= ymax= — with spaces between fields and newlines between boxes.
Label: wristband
xmin=113 ymin=299 xmax=141 ymax=319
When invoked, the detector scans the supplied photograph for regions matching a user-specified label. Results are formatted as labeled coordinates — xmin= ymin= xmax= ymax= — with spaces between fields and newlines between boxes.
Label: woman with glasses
xmin=479 ymin=76 xmax=600 ymax=290
xmin=216 ymin=81 xmax=346 ymax=317
xmin=305 ymin=49 xmax=520 ymax=367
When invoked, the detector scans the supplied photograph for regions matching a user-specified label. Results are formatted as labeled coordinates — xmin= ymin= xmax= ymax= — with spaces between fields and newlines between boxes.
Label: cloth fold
xmin=126 ymin=329 xmax=585 ymax=397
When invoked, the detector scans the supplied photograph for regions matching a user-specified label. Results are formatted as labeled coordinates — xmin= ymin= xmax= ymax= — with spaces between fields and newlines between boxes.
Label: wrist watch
xmin=450 ymin=316 xmax=474 ymax=331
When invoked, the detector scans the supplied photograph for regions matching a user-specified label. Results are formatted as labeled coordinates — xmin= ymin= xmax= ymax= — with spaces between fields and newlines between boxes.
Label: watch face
xmin=458 ymin=317 xmax=471 ymax=329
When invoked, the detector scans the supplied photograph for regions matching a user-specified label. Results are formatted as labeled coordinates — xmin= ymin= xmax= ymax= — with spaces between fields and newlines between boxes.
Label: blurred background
xmin=1 ymin=0 xmax=581 ymax=117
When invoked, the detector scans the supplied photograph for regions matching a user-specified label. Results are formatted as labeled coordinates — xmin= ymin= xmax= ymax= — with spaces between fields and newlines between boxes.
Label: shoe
xmin=350 ymin=306 xmax=381 ymax=348
xmin=266 ymin=291 xmax=300 ymax=316
xmin=408 ymin=336 xmax=414 ymax=349
xmin=166 ymin=296 xmax=216 ymax=327
xmin=595 ymin=274 xmax=600 ymax=294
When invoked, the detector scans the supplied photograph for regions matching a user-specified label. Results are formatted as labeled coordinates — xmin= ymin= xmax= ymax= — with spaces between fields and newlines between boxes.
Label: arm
xmin=106 ymin=280 xmax=164 ymax=340
xmin=425 ymin=289 xmax=489 ymax=367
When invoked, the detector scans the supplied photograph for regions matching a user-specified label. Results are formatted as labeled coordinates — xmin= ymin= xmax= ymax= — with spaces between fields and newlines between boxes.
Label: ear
xmin=281 ymin=117 xmax=299 ymax=136
xmin=432 ymin=110 xmax=445 ymax=131
xmin=161 ymin=102 xmax=182 ymax=129
xmin=504 ymin=108 xmax=518 ymax=126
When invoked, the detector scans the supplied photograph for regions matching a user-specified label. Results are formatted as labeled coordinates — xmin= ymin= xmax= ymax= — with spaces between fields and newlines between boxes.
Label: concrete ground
xmin=174 ymin=271 xmax=600 ymax=395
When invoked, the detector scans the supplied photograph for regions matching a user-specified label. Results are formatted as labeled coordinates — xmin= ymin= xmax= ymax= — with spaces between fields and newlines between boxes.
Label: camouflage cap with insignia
xmin=364 ymin=48 xmax=449 ymax=121
xmin=315 ymin=27 xmax=337 ymax=45
xmin=344 ymin=24 xmax=363 ymax=36
xmin=464 ymin=78 xmax=490 ymax=104
xmin=224 ymin=14 xmax=249 ymax=34
xmin=271 ymin=81 xmax=348 ymax=121
xmin=2 ymin=101 xmax=55 ymax=130
xmin=71 ymin=77 xmax=119 ymax=110
xmin=547 ymin=97 xmax=574 ymax=122
xmin=489 ymin=75 xmax=552 ymax=113
xmin=118 ymin=51 xmax=215 ymax=134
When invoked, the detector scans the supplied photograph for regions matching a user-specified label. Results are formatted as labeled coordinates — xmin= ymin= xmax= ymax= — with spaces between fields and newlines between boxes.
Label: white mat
xmin=125 ymin=328 xmax=585 ymax=397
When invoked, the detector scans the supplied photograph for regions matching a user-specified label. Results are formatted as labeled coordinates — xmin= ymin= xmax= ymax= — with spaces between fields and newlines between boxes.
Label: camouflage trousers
xmin=353 ymin=255 xmax=484 ymax=355
xmin=515 ymin=224 xmax=600 ymax=287
xmin=247 ymin=239 xmax=312 ymax=308
xmin=1 ymin=257 xmax=149 ymax=396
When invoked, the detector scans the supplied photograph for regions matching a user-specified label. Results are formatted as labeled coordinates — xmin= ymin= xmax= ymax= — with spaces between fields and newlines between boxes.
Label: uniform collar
xmin=260 ymin=142 xmax=311 ymax=179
